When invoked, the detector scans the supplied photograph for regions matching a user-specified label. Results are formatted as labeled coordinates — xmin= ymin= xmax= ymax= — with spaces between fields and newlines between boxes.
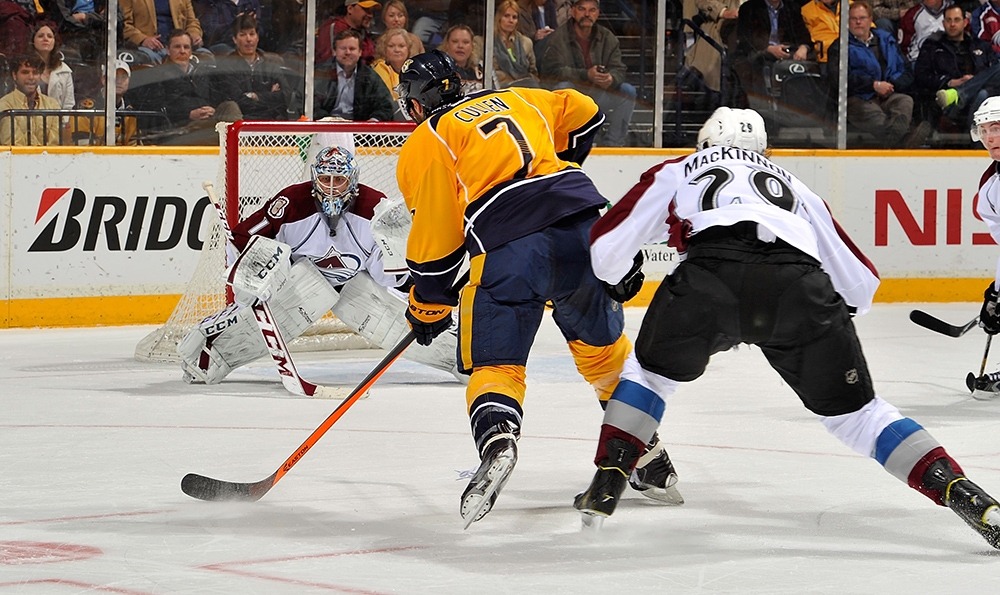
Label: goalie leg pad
xmin=179 ymin=259 xmax=341 ymax=384
xmin=178 ymin=302 xmax=268 ymax=384
xmin=333 ymin=272 xmax=464 ymax=382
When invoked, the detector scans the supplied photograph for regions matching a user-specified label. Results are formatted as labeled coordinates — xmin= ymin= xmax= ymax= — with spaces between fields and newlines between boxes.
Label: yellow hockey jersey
xmin=397 ymin=86 xmax=608 ymax=304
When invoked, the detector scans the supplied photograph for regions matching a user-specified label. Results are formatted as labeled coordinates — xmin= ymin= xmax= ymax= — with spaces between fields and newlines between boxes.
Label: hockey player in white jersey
xmin=574 ymin=106 xmax=1000 ymax=549
xmin=969 ymin=97 xmax=1000 ymax=395
xmin=178 ymin=146 xmax=463 ymax=387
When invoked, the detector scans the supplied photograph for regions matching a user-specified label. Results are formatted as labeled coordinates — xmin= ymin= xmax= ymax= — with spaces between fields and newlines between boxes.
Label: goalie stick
xmin=908 ymin=310 xmax=980 ymax=338
xmin=181 ymin=270 xmax=471 ymax=502
xmin=201 ymin=181 xmax=345 ymax=400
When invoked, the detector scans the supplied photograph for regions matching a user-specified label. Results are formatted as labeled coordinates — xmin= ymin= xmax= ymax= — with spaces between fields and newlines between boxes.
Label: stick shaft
xmin=981 ymin=334 xmax=993 ymax=377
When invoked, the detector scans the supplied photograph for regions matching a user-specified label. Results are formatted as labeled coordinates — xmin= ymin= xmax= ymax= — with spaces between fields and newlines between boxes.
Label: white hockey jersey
xmin=975 ymin=163 xmax=1000 ymax=288
xmin=590 ymin=146 xmax=881 ymax=314
xmin=229 ymin=181 xmax=407 ymax=290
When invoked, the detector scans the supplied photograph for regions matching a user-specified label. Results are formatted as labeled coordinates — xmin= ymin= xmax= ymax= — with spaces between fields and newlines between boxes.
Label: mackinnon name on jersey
xmin=453 ymin=96 xmax=512 ymax=123
xmin=684 ymin=147 xmax=792 ymax=183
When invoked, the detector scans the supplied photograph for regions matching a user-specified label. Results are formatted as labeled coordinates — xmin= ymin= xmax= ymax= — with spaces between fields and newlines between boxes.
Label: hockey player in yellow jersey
xmin=395 ymin=50 xmax=679 ymax=527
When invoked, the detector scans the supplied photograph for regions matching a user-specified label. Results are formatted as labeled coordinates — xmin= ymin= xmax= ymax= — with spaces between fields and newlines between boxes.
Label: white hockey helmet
xmin=971 ymin=96 xmax=1000 ymax=142
xmin=311 ymin=146 xmax=360 ymax=220
xmin=696 ymin=107 xmax=768 ymax=155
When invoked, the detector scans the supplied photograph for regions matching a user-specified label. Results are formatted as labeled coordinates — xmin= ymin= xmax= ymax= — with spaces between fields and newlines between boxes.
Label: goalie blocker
xmin=179 ymin=236 xmax=463 ymax=386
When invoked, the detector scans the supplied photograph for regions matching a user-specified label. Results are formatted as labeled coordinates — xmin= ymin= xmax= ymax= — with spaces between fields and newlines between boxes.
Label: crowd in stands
xmin=3 ymin=0 xmax=1000 ymax=147
xmin=681 ymin=0 xmax=1000 ymax=146
xmin=0 ymin=0 xmax=644 ymax=146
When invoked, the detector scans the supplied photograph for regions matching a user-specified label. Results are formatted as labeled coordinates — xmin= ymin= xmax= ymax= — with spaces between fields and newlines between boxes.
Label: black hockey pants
xmin=635 ymin=223 xmax=876 ymax=417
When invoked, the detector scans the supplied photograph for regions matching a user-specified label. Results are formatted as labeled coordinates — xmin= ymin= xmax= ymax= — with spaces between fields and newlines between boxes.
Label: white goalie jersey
xmin=591 ymin=146 xmax=881 ymax=315
xmin=229 ymin=181 xmax=407 ymax=291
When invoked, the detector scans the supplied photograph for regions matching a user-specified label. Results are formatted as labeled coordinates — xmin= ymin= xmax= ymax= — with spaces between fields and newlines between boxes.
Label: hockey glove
xmin=604 ymin=252 xmax=645 ymax=303
xmin=982 ymin=283 xmax=1000 ymax=335
xmin=406 ymin=287 xmax=454 ymax=346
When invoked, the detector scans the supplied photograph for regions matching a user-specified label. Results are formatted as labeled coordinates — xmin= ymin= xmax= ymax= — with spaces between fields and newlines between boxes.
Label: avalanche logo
xmin=314 ymin=250 xmax=362 ymax=284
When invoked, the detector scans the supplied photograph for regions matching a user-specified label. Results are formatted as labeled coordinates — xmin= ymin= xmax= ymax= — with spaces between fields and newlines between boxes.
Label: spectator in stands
xmin=829 ymin=0 xmax=930 ymax=147
xmin=801 ymin=0 xmax=839 ymax=64
xmin=918 ymin=5 xmax=1000 ymax=129
xmin=314 ymin=28 xmax=395 ymax=120
xmin=409 ymin=0 xmax=450 ymax=47
xmin=972 ymin=0 xmax=1000 ymax=55
xmin=317 ymin=0 xmax=379 ymax=66
xmin=371 ymin=27 xmax=419 ymax=118
xmin=493 ymin=0 xmax=539 ymax=88
xmin=0 ymin=1 xmax=36 ymax=59
xmin=900 ymin=0 xmax=949 ymax=62
xmin=74 ymin=59 xmax=138 ymax=145
xmin=541 ymin=0 xmax=635 ymax=146
xmin=439 ymin=23 xmax=483 ymax=92
xmin=195 ymin=0 xmax=262 ymax=53
xmin=517 ymin=0 xmax=560 ymax=63
xmin=149 ymin=29 xmax=241 ymax=128
xmin=378 ymin=0 xmax=424 ymax=53
xmin=269 ymin=0 xmax=305 ymax=56
xmin=31 ymin=23 xmax=74 ymax=111
xmin=214 ymin=12 xmax=288 ymax=120
xmin=0 ymin=52 xmax=61 ymax=145
xmin=46 ymin=0 xmax=118 ymax=61
xmin=121 ymin=0 xmax=205 ymax=64
xmin=733 ymin=0 xmax=812 ymax=98
xmin=686 ymin=0 xmax=740 ymax=90
xmin=870 ymin=0 xmax=918 ymax=33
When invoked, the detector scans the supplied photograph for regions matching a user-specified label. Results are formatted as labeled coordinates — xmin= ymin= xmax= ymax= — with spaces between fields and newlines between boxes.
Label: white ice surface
xmin=3 ymin=303 xmax=1000 ymax=594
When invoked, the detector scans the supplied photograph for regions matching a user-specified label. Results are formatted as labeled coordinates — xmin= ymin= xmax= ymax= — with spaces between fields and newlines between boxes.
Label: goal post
xmin=135 ymin=120 xmax=416 ymax=363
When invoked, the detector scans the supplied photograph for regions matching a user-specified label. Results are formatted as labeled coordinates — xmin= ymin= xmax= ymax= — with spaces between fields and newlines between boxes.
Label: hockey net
xmin=135 ymin=120 xmax=416 ymax=363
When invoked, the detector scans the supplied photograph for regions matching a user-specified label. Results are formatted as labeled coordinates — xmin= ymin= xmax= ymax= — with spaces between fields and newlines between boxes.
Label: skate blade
xmin=638 ymin=484 xmax=684 ymax=506
xmin=972 ymin=389 xmax=1000 ymax=402
xmin=580 ymin=512 xmax=605 ymax=531
xmin=461 ymin=450 xmax=515 ymax=530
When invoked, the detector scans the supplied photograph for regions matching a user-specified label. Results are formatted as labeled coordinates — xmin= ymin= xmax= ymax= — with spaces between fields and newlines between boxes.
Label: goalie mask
xmin=395 ymin=50 xmax=462 ymax=122
xmin=311 ymin=146 xmax=360 ymax=222
xmin=697 ymin=107 xmax=768 ymax=155
xmin=971 ymin=96 xmax=1000 ymax=143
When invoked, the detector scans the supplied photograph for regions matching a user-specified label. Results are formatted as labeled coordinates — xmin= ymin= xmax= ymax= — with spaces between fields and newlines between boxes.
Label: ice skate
xmin=968 ymin=370 xmax=1000 ymax=401
xmin=574 ymin=438 xmax=640 ymax=520
xmin=460 ymin=424 xmax=518 ymax=529
xmin=629 ymin=434 xmax=683 ymax=505
xmin=923 ymin=458 xmax=1000 ymax=549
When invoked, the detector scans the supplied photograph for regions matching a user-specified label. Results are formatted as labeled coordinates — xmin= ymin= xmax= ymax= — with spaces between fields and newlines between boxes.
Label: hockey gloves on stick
xmin=406 ymin=287 xmax=454 ymax=346
xmin=604 ymin=252 xmax=645 ymax=303
xmin=982 ymin=283 xmax=1000 ymax=335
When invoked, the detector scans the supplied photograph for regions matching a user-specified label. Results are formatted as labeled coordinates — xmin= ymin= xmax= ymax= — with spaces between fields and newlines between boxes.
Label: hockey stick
xmin=966 ymin=334 xmax=994 ymax=393
xmin=181 ymin=330 xmax=416 ymax=502
xmin=181 ymin=270 xmax=470 ymax=502
xmin=909 ymin=310 xmax=980 ymax=338
xmin=201 ymin=181 xmax=344 ymax=400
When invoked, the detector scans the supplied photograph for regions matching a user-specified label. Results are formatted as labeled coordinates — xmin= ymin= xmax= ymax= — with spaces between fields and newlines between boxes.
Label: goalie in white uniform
xmin=179 ymin=146 xmax=463 ymax=386
xmin=573 ymin=107 xmax=1000 ymax=549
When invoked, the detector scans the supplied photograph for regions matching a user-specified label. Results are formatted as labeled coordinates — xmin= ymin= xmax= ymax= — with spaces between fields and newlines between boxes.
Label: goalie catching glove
xmin=406 ymin=287 xmax=453 ymax=346
xmin=982 ymin=282 xmax=1000 ymax=335
xmin=604 ymin=251 xmax=645 ymax=303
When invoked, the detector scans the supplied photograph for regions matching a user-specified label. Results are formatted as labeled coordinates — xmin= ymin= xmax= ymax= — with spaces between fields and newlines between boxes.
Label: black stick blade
xmin=967 ymin=372 xmax=977 ymax=393
xmin=181 ymin=472 xmax=276 ymax=502
xmin=909 ymin=310 xmax=978 ymax=338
